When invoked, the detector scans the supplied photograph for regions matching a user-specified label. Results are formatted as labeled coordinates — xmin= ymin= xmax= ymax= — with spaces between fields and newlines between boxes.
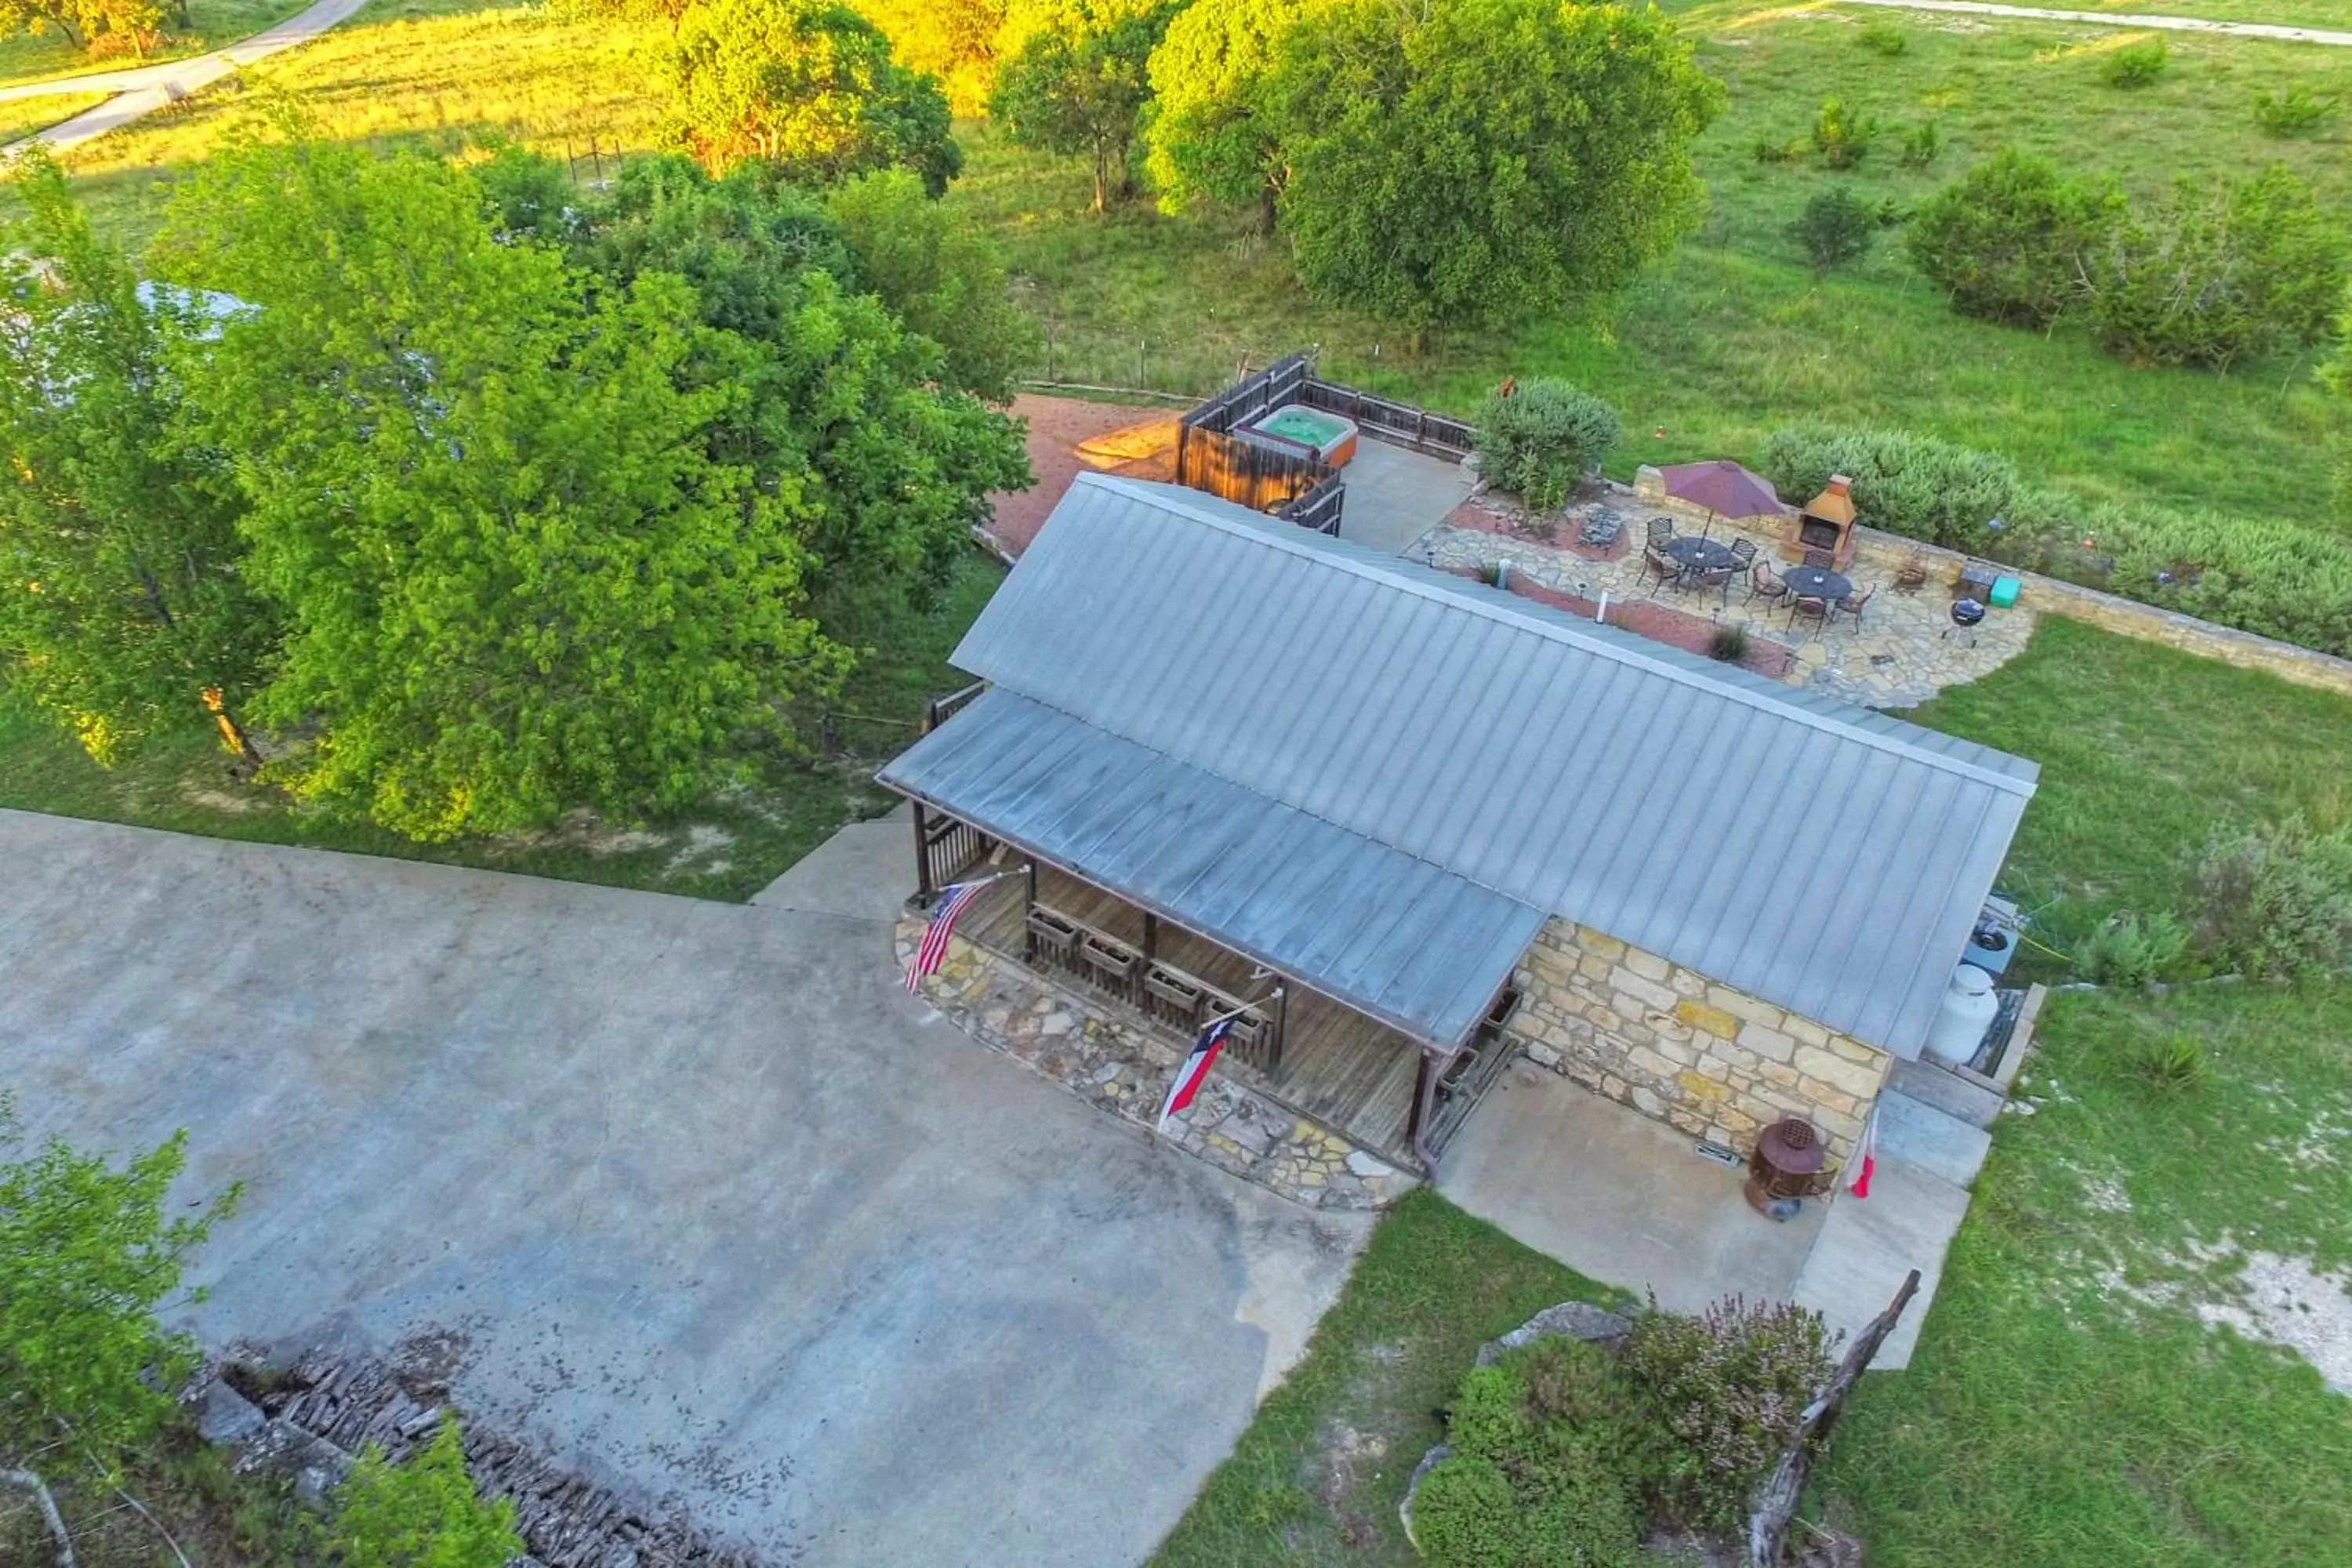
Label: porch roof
xmin=880 ymin=688 xmax=1547 ymax=1051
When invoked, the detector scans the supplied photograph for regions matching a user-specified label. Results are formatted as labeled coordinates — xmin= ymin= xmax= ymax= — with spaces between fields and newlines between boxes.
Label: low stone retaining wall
xmin=900 ymin=915 xmax=1413 ymax=1210
xmin=1634 ymin=466 xmax=2352 ymax=699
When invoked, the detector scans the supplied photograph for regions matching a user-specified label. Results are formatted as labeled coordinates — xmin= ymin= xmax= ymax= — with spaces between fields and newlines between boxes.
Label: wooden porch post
xmin=1407 ymin=1047 xmax=1443 ymax=1174
xmin=1142 ymin=911 xmax=1158 ymax=970
xmin=912 ymin=800 xmax=934 ymax=902
xmin=1022 ymin=857 xmax=1039 ymax=960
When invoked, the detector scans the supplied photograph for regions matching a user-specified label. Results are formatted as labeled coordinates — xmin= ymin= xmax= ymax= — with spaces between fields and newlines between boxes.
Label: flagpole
xmin=1201 ymin=985 xmax=1283 ymax=1029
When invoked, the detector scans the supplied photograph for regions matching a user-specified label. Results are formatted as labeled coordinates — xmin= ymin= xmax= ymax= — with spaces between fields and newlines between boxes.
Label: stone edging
xmin=898 ymin=916 xmax=1414 ymax=1210
xmin=1398 ymin=1300 xmax=1636 ymax=1552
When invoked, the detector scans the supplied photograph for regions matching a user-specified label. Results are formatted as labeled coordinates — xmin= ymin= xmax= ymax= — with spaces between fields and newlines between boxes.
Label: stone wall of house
xmin=1632 ymin=466 xmax=2352 ymax=699
xmin=1501 ymin=918 xmax=1890 ymax=1167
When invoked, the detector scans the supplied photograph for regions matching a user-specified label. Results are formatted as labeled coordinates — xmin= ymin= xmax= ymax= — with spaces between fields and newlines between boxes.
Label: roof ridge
xmin=1076 ymin=474 xmax=2036 ymax=798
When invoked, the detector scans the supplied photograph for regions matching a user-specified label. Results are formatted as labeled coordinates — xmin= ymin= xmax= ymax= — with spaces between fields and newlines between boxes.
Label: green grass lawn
xmin=1152 ymin=1190 xmax=1620 ymax=1567
xmin=2045 ymin=0 xmax=2352 ymax=25
xmin=1821 ymin=981 xmax=2352 ymax=1566
xmin=0 ymin=551 xmax=1002 ymax=901
xmin=0 ymin=89 xmax=105 ymax=142
xmin=0 ymin=0 xmax=313 ymax=89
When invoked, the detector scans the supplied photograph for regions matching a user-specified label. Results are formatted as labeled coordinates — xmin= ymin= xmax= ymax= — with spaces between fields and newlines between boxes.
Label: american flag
xmin=904 ymin=880 xmax=985 ymax=992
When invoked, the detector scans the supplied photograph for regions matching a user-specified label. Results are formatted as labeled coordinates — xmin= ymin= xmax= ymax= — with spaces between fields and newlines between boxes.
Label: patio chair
xmin=1802 ymin=545 xmax=1835 ymax=570
xmin=1642 ymin=543 xmax=1682 ymax=595
xmin=1743 ymin=561 xmax=1788 ymax=612
xmin=1646 ymin=515 xmax=1675 ymax=546
xmin=1788 ymin=594 xmax=1831 ymax=639
xmin=1835 ymin=584 xmax=1877 ymax=628
xmin=1729 ymin=538 xmax=1759 ymax=572
xmin=1692 ymin=564 xmax=1736 ymax=605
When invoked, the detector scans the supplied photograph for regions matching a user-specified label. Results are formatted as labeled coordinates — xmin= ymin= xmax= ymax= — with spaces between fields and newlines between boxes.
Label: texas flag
xmin=1156 ymin=1018 xmax=1234 ymax=1133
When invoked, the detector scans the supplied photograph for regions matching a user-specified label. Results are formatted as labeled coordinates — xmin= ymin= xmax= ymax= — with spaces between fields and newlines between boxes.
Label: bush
xmin=1753 ymin=136 xmax=1803 ymax=165
xmin=1898 ymin=118 xmax=1940 ymax=169
xmin=2079 ymin=165 xmax=2347 ymax=371
xmin=1812 ymin=96 xmax=1877 ymax=170
xmin=1474 ymin=380 xmax=1622 ymax=511
xmin=1418 ymin=1349 xmax=1647 ymax=1568
xmin=1855 ymin=20 xmax=1907 ymax=56
xmin=1708 ymin=623 xmax=1752 ymax=663
xmin=2072 ymin=910 xmax=2190 ymax=987
xmin=2253 ymin=85 xmax=2339 ymax=138
xmin=1759 ymin=425 xmax=2020 ymax=549
xmin=2191 ymin=818 xmax=2352 ymax=979
xmin=1904 ymin=149 xmax=2120 ymax=328
xmin=1621 ymin=1295 xmax=1834 ymax=1534
xmin=2132 ymin=1032 xmax=2210 ymax=1092
xmin=1788 ymin=187 xmax=1875 ymax=272
xmin=326 ymin=1419 xmax=521 ymax=1568
xmin=2101 ymin=37 xmax=2169 ymax=89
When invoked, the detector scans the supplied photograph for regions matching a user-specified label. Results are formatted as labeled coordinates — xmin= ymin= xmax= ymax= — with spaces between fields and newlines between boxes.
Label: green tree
xmin=327 ymin=1420 xmax=522 ymax=1568
xmin=1261 ymin=0 xmax=1721 ymax=332
xmin=564 ymin=155 xmax=1031 ymax=601
xmin=826 ymin=168 xmax=1038 ymax=401
xmin=2 ymin=1102 xmax=238 ymax=1563
xmin=989 ymin=1 xmax=1185 ymax=214
xmin=0 ymin=151 xmax=275 ymax=768
xmin=1788 ymin=187 xmax=1875 ymax=273
xmin=2081 ymin=165 xmax=2347 ymax=372
xmin=1143 ymin=0 xmax=1315 ymax=232
xmin=853 ymin=0 xmax=1011 ymax=115
xmin=0 ymin=0 xmax=166 ymax=55
xmin=151 ymin=128 xmax=844 ymax=840
xmin=659 ymin=0 xmax=962 ymax=194
xmin=1904 ymin=148 xmax=2122 ymax=329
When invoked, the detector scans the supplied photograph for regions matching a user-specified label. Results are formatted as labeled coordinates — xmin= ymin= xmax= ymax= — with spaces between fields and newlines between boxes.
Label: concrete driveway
xmin=0 ymin=808 xmax=1368 ymax=1565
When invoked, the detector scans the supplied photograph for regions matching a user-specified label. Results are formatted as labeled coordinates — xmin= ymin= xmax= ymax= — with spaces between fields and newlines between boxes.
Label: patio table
xmin=1782 ymin=564 xmax=1852 ymax=604
xmin=1664 ymin=536 xmax=1737 ymax=579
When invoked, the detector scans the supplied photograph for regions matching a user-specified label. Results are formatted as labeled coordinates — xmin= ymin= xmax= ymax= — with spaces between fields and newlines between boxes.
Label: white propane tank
xmin=1924 ymin=964 xmax=2000 ymax=1070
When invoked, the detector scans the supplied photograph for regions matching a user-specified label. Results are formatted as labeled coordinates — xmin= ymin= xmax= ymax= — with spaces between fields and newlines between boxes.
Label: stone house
xmin=879 ymin=475 xmax=2037 ymax=1174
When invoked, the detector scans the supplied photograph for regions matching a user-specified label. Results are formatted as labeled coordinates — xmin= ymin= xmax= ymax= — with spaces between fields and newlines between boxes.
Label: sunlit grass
xmin=0 ymin=0 xmax=313 ymax=89
xmin=0 ymin=90 xmax=106 ymax=143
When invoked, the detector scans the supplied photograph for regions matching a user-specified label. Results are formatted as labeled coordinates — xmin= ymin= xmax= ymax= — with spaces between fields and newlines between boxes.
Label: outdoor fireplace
xmin=1782 ymin=474 xmax=1858 ymax=570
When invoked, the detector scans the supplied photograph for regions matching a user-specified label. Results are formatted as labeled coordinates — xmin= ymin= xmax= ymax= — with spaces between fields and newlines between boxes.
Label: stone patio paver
xmin=1415 ymin=489 xmax=2035 ymax=710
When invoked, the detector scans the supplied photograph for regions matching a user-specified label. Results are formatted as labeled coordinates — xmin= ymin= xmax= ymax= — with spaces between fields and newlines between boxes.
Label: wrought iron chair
xmin=1743 ymin=561 xmax=1788 ymax=612
xmin=1729 ymin=537 xmax=1759 ymax=572
xmin=1642 ymin=543 xmax=1682 ymax=595
xmin=1835 ymin=584 xmax=1877 ymax=628
xmin=1692 ymin=564 xmax=1736 ymax=605
xmin=1802 ymin=545 xmax=1835 ymax=570
xmin=1646 ymin=515 xmax=1675 ymax=546
xmin=1788 ymin=593 xmax=1833 ymax=640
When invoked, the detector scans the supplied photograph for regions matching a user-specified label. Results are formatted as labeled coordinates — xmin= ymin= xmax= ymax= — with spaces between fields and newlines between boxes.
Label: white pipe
xmin=1595 ymin=590 xmax=1610 ymax=625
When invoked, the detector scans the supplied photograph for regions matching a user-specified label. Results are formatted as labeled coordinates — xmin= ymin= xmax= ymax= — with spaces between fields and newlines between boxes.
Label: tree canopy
xmin=826 ymin=168 xmax=1038 ymax=402
xmin=0 ymin=0 xmax=165 ymax=55
xmin=151 ymin=130 xmax=844 ymax=840
xmin=658 ymin=0 xmax=963 ymax=194
xmin=0 ymin=152 xmax=274 ymax=767
xmin=1144 ymin=0 xmax=1314 ymax=232
xmin=1252 ymin=0 xmax=1722 ymax=330
xmin=989 ymin=0 xmax=1185 ymax=214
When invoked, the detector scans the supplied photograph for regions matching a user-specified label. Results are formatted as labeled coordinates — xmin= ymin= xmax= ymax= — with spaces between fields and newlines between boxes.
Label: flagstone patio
xmin=1413 ymin=489 xmax=2035 ymax=710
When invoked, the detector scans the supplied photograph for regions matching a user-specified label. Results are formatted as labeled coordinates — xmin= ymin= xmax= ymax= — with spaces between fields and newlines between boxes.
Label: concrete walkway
xmin=1835 ymin=1 xmax=2352 ymax=48
xmin=1338 ymin=440 xmax=1475 ymax=555
xmin=0 ymin=808 xmax=1370 ymax=1565
xmin=2 ymin=0 xmax=372 ymax=153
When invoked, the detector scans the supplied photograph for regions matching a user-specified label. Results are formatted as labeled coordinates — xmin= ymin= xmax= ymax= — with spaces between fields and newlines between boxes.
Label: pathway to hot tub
xmin=1411 ymin=489 xmax=2036 ymax=710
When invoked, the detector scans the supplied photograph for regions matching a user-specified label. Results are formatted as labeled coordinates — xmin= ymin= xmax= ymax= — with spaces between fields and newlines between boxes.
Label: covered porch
xmin=943 ymin=858 xmax=1519 ymax=1166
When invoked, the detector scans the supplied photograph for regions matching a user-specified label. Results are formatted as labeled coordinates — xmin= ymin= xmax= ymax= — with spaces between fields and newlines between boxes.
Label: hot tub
xmin=1243 ymin=403 xmax=1359 ymax=467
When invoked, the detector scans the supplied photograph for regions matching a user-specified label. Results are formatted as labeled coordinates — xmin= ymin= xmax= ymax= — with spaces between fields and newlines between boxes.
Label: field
xmin=0 ymin=0 xmax=311 ymax=88
xmin=0 ymin=552 xmax=1002 ymax=901
xmin=0 ymin=89 xmax=104 ymax=141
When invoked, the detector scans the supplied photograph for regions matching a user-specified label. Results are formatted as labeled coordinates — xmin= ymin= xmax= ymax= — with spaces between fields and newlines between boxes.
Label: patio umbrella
xmin=1657 ymin=459 xmax=1785 ymax=523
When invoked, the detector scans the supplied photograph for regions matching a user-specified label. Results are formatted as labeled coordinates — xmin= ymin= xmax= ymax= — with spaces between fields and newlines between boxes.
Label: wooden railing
xmin=915 ymin=807 xmax=992 ymax=901
xmin=1023 ymin=900 xmax=1284 ymax=1074
xmin=1298 ymin=379 xmax=1476 ymax=459
xmin=1280 ymin=474 xmax=1345 ymax=535
xmin=924 ymin=681 xmax=986 ymax=734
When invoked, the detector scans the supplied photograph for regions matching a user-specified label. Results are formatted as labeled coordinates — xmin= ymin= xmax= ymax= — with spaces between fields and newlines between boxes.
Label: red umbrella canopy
xmin=1657 ymin=459 xmax=1784 ymax=519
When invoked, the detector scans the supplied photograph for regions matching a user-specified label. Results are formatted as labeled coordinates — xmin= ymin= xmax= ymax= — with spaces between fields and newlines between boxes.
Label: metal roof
xmin=924 ymin=474 xmax=2038 ymax=1058
xmin=880 ymin=688 xmax=1548 ymax=1048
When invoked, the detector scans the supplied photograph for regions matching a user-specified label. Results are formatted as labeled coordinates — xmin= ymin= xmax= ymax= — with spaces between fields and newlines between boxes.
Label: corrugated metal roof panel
xmin=880 ymin=689 xmax=1548 ymax=1048
xmin=936 ymin=475 xmax=2037 ymax=1058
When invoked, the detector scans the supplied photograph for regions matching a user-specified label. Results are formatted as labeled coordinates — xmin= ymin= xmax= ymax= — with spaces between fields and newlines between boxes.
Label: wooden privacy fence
xmin=1299 ymin=379 xmax=1476 ymax=460
xmin=1174 ymin=423 xmax=1338 ymax=517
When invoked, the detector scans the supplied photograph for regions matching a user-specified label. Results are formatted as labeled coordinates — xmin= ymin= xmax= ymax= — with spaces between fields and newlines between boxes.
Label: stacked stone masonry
xmin=1501 ymin=917 xmax=1889 ymax=1168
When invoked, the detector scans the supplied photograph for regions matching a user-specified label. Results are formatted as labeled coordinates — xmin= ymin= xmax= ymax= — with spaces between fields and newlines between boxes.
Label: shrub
xmin=1898 ymin=118 xmax=1940 ymax=169
xmin=2191 ymin=818 xmax=2352 ymax=979
xmin=2101 ymin=37 xmax=2169 ymax=89
xmin=1414 ymin=1447 xmax=1642 ymax=1568
xmin=1753 ymin=136 xmax=1803 ymax=165
xmin=1475 ymin=380 xmax=1623 ymax=511
xmin=1621 ymin=1295 xmax=1834 ymax=1534
xmin=1812 ymin=96 xmax=1877 ymax=170
xmin=1759 ymin=425 xmax=2020 ymax=549
xmin=2079 ymin=165 xmax=2347 ymax=371
xmin=2132 ymin=1033 xmax=2210 ymax=1092
xmin=326 ymin=1419 xmax=521 ymax=1568
xmin=1708 ymin=623 xmax=1752 ymax=663
xmin=1788 ymin=187 xmax=1875 ymax=272
xmin=2072 ymin=910 xmax=2190 ymax=987
xmin=1855 ymin=20 xmax=1907 ymax=57
xmin=2253 ymin=85 xmax=2339 ymax=138
xmin=1904 ymin=149 xmax=2121 ymax=328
